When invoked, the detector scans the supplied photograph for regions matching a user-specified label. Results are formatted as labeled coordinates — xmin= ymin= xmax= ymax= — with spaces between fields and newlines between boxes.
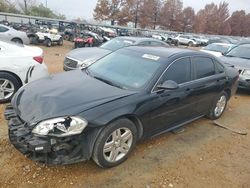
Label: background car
xmin=219 ymin=43 xmax=250 ymax=91
xmin=63 ymin=36 xmax=168 ymax=71
xmin=0 ymin=24 xmax=30 ymax=44
xmin=5 ymin=46 xmax=238 ymax=168
xmin=0 ymin=41 xmax=49 ymax=103
xmin=200 ymin=43 xmax=235 ymax=57
xmin=174 ymin=34 xmax=200 ymax=46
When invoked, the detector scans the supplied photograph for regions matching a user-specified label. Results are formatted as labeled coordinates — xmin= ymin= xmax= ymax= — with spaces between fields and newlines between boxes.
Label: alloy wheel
xmin=0 ymin=79 xmax=15 ymax=100
xmin=214 ymin=95 xmax=227 ymax=117
xmin=103 ymin=127 xmax=133 ymax=163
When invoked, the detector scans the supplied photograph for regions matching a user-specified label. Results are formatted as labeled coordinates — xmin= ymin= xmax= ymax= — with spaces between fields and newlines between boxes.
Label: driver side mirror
xmin=157 ymin=80 xmax=179 ymax=90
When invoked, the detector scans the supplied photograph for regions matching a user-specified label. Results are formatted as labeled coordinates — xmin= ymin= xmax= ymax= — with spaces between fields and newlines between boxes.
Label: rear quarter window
xmin=0 ymin=26 xmax=9 ymax=32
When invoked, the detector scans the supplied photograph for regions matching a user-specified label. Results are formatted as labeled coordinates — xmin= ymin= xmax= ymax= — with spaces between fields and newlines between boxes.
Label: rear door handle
xmin=186 ymin=85 xmax=206 ymax=92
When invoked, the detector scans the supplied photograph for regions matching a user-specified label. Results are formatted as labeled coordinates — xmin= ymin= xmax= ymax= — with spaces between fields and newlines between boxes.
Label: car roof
xmin=236 ymin=43 xmax=250 ymax=47
xmin=122 ymin=46 xmax=208 ymax=59
xmin=115 ymin=36 xmax=165 ymax=43
xmin=208 ymin=43 xmax=234 ymax=46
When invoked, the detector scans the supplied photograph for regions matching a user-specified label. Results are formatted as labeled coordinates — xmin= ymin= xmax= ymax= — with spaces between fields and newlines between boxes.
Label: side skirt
xmin=150 ymin=115 xmax=205 ymax=139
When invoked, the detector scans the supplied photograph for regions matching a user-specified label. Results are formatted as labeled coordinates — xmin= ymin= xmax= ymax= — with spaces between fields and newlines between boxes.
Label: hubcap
xmin=103 ymin=128 xmax=133 ymax=163
xmin=0 ymin=79 xmax=15 ymax=100
xmin=214 ymin=95 xmax=227 ymax=117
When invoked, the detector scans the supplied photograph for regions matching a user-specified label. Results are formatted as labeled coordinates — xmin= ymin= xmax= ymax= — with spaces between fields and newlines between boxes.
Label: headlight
xmin=32 ymin=117 xmax=88 ymax=137
xmin=242 ymin=70 xmax=250 ymax=76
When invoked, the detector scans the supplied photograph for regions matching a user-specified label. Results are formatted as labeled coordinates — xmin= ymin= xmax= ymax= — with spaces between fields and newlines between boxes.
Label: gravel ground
xmin=0 ymin=42 xmax=249 ymax=188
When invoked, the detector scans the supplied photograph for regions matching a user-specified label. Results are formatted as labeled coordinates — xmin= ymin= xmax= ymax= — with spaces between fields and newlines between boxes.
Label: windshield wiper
xmin=85 ymin=69 xmax=92 ymax=77
xmin=225 ymin=54 xmax=235 ymax=57
xmin=93 ymin=76 xmax=126 ymax=89
xmin=239 ymin=56 xmax=250 ymax=60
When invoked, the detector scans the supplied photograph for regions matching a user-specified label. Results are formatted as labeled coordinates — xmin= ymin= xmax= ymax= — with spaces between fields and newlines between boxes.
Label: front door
xmin=142 ymin=57 xmax=196 ymax=137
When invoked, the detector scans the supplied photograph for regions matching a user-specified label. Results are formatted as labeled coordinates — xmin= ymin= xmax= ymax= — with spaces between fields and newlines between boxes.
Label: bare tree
xmin=182 ymin=7 xmax=195 ymax=32
xmin=93 ymin=0 xmax=125 ymax=25
xmin=160 ymin=0 xmax=183 ymax=31
xmin=18 ymin=0 xmax=35 ymax=14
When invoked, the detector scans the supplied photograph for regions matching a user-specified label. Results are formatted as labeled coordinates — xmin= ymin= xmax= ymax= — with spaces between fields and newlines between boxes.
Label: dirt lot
xmin=0 ymin=42 xmax=250 ymax=188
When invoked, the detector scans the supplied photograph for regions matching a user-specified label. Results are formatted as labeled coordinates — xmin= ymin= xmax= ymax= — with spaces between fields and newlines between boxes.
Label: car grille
xmin=64 ymin=57 xmax=78 ymax=68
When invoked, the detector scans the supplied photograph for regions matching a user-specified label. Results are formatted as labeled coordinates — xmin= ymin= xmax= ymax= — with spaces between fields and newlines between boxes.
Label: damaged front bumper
xmin=4 ymin=105 xmax=100 ymax=165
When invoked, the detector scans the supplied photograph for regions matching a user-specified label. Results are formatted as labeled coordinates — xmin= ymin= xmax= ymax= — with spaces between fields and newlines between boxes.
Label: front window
xmin=100 ymin=38 xmax=135 ymax=51
xmin=87 ymin=50 xmax=162 ymax=90
xmin=160 ymin=57 xmax=191 ymax=84
xmin=225 ymin=45 xmax=250 ymax=59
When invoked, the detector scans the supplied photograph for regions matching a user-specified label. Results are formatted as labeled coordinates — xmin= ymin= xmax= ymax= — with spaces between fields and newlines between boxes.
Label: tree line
xmin=94 ymin=0 xmax=250 ymax=36
xmin=0 ymin=0 xmax=65 ymax=19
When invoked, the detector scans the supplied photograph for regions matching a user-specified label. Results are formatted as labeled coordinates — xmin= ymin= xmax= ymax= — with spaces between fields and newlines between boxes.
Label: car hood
xmin=12 ymin=70 xmax=136 ymax=124
xmin=66 ymin=47 xmax=112 ymax=64
xmin=219 ymin=56 xmax=250 ymax=69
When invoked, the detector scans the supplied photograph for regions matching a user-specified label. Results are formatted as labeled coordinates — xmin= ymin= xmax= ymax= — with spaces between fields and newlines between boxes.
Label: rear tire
xmin=0 ymin=72 xmax=21 ymax=104
xmin=206 ymin=92 xmax=228 ymax=120
xmin=92 ymin=119 xmax=137 ymax=168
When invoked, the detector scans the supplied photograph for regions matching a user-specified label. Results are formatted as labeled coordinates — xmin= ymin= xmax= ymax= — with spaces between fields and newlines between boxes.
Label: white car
xmin=0 ymin=41 xmax=49 ymax=103
xmin=175 ymin=34 xmax=199 ymax=46
xmin=200 ymin=43 xmax=235 ymax=57
xmin=0 ymin=24 xmax=30 ymax=44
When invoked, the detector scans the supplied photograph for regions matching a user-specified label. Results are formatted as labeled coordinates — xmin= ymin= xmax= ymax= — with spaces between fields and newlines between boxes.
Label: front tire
xmin=57 ymin=38 xmax=63 ymax=46
xmin=0 ymin=72 xmax=21 ymax=104
xmin=92 ymin=119 xmax=137 ymax=168
xmin=207 ymin=92 xmax=228 ymax=120
xmin=44 ymin=39 xmax=52 ymax=47
xmin=188 ymin=41 xmax=194 ymax=47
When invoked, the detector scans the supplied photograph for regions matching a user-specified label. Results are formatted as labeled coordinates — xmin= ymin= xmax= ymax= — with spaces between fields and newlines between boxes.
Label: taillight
xmin=33 ymin=56 xmax=43 ymax=64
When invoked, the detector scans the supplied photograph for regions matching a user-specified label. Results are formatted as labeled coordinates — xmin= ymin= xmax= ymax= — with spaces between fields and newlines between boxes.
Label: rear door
xmin=190 ymin=56 xmax=226 ymax=115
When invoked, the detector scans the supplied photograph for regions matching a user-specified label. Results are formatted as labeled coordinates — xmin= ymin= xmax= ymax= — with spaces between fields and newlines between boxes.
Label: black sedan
xmin=5 ymin=46 xmax=238 ymax=168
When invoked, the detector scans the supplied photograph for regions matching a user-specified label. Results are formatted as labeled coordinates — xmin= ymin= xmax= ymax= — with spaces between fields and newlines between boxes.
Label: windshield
xmin=87 ymin=50 xmax=162 ymax=90
xmin=226 ymin=45 xmax=250 ymax=59
xmin=204 ymin=44 xmax=231 ymax=53
xmin=100 ymin=38 xmax=135 ymax=51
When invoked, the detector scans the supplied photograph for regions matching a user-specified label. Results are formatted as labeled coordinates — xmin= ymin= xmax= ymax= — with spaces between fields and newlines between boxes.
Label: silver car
xmin=0 ymin=24 xmax=30 ymax=44
xmin=63 ymin=37 xmax=168 ymax=71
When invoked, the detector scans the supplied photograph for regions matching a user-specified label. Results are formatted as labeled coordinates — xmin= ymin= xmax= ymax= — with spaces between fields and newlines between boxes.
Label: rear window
xmin=193 ymin=57 xmax=215 ymax=79
xmin=0 ymin=26 xmax=9 ymax=32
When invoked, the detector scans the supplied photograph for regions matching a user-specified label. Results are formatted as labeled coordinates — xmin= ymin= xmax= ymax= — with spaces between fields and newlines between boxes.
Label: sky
xmin=37 ymin=0 xmax=250 ymax=20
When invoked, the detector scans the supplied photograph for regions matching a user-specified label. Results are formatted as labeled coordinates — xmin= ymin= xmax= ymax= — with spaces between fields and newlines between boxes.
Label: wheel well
xmin=126 ymin=115 xmax=144 ymax=140
xmin=0 ymin=71 xmax=23 ymax=87
xmin=11 ymin=37 xmax=23 ymax=43
xmin=224 ymin=88 xmax=231 ymax=99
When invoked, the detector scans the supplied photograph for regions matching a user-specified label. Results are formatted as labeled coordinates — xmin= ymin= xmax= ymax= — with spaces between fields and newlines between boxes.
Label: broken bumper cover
xmin=5 ymin=105 xmax=99 ymax=165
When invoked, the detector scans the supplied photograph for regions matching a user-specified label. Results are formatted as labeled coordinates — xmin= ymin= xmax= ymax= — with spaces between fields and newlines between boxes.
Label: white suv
xmin=175 ymin=34 xmax=199 ymax=46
